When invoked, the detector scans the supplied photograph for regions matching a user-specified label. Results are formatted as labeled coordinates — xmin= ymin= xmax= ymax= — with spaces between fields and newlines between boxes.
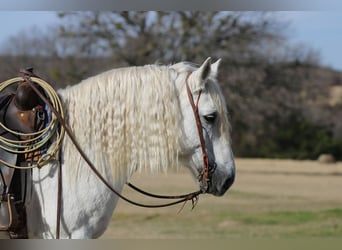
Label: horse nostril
xmin=222 ymin=172 xmax=235 ymax=191
xmin=213 ymin=171 xmax=235 ymax=196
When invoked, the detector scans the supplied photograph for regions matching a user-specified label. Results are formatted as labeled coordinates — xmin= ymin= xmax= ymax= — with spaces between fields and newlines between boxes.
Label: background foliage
xmin=1 ymin=11 xmax=341 ymax=160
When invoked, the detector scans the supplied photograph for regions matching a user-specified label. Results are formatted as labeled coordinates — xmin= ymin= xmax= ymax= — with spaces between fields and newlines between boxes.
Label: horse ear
xmin=190 ymin=57 xmax=212 ymax=91
xmin=211 ymin=58 xmax=221 ymax=78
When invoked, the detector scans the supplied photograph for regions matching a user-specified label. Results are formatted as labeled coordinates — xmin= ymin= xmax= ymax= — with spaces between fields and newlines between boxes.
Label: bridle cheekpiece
xmin=185 ymin=72 xmax=211 ymax=193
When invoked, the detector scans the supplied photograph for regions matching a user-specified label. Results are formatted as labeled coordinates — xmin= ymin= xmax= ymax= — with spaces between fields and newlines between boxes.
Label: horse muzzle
xmin=204 ymin=163 xmax=235 ymax=196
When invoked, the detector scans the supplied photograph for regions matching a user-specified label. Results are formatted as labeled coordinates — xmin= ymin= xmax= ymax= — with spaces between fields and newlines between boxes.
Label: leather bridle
xmin=20 ymin=70 xmax=212 ymax=238
xmin=184 ymin=72 xmax=211 ymax=192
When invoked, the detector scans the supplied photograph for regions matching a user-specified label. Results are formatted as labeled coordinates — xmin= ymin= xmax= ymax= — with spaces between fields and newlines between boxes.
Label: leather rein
xmin=21 ymin=71 xmax=211 ymax=237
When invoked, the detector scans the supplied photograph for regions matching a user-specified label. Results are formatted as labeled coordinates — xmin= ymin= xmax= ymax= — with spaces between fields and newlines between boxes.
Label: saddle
xmin=2 ymin=81 xmax=45 ymax=135
xmin=0 ymin=73 xmax=47 ymax=238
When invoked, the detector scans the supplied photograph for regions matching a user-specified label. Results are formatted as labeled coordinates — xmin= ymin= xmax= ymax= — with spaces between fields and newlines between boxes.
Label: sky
xmin=0 ymin=11 xmax=341 ymax=71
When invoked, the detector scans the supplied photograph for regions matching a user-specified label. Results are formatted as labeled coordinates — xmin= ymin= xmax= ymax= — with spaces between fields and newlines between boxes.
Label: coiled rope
xmin=0 ymin=76 xmax=65 ymax=169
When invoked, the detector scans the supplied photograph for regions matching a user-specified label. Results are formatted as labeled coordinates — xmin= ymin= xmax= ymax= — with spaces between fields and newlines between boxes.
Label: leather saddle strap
xmin=0 ymin=194 xmax=13 ymax=231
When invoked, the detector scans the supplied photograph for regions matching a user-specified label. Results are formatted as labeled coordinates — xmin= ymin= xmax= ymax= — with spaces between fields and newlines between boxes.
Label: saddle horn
xmin=14 ymin=82 xmax=42 ymax=111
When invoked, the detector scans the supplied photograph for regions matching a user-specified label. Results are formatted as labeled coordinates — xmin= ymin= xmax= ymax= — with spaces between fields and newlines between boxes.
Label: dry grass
xmin=101 ymin=158 xmax=342 ymax=239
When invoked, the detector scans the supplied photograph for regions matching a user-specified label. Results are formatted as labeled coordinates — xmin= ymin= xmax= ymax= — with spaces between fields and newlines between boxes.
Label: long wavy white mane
xmin=57 ymin=62 xmax=230 ymax=183
xmin=58 ymin=65 xmax=183 ymax=182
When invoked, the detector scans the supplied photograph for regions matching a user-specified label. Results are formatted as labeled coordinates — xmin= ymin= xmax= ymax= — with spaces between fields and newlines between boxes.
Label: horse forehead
xmin=198 ymin=91 xmax=216 ymax=113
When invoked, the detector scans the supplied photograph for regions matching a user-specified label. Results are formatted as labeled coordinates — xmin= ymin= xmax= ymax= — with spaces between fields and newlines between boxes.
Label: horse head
xmin=175 ymin=58 xmax=235 ymax=196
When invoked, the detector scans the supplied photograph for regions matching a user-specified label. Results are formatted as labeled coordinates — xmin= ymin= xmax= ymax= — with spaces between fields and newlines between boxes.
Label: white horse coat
xmin=25 ymin=58 xmax=235 ymax=238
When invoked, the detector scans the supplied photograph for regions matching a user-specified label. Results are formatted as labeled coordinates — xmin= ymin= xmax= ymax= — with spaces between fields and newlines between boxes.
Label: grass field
xmin=102 ymin=158 xmax=342 ymax=239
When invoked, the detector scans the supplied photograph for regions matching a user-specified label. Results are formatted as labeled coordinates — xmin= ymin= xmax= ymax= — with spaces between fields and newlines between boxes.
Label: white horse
xmin=25 ymin=57 xmax=235 ymax=238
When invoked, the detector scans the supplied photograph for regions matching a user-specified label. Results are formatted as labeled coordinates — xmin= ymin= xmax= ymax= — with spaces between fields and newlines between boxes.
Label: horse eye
xmin=203 ymin=113 xmax=217 ymax=123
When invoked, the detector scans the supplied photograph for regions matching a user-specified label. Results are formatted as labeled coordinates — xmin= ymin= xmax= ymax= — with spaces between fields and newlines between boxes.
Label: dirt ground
xmin=101 ymin=158 xmax=342 ymax=239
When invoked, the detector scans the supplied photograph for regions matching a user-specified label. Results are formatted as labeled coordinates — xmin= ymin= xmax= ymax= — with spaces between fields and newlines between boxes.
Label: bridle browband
xmin=19 ymin=70 xmax=212 ymax=238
